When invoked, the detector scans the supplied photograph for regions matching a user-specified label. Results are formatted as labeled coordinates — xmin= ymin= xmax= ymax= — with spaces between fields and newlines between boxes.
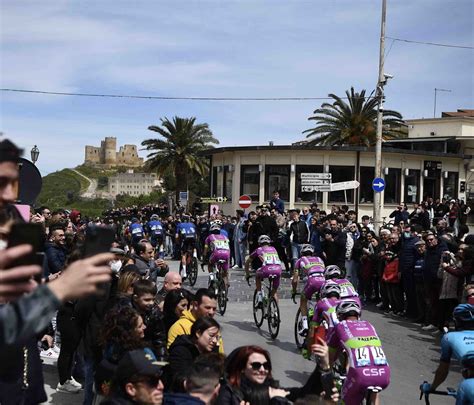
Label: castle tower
xmin=103 ymin=137 xmax=117 ymax=166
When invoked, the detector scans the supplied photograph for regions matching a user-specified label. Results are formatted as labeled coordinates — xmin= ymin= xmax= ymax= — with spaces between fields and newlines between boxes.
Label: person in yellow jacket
xmin=167 ymin=288 xmax=224 ymax=353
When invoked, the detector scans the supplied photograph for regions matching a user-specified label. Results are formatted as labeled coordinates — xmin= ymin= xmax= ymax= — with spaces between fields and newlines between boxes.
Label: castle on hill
xmin=84 ymin=137 xmax=144 ymax=168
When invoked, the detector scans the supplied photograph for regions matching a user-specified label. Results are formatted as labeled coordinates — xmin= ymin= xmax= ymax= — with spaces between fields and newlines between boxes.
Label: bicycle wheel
xmin=294 ymin=308 xmax=306 ymax=349
xmin=267 ymin=297 xmax=280 ymax=339
xmin=188 ymin=257 xmax=198 ymax=286
xmin=252 ymin=290 xmax=264 ymax=328
xmin=217 ymin=278 xmax=227 ymax=315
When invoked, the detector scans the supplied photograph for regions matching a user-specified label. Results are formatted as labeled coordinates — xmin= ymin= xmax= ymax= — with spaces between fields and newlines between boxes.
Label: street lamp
xmin=30 ymin=145 xmax=40 ymax=164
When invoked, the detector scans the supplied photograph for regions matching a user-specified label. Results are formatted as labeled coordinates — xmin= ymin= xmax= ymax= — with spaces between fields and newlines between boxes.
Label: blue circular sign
xmin=372 ymin=177 xmax=386 ymax=192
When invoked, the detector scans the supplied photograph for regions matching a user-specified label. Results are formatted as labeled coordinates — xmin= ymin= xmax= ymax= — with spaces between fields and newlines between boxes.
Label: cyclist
xmin=129 ymin=217 xmax=145 ymax=245
xmin=457 ymin=351 xmax=474 ymax=405
xmin=203 ymin=223 xmax=231 ymax=289
xmin=324 ymin=265 xmax=361 ymax=307
xmin=291 ymin=244 xmax=326 ymax=336
xmin=175 ymin=215 xmax=198 ymax=280
xmin=146 ymin=214 xmax=164 ymax=257
xmin=420 ymin=303 xmax=474 ymax=400
xmin=245 ymin=234 xmax=282 ymax=306
xmin=327 ymin=300 xmax=390 ymax=405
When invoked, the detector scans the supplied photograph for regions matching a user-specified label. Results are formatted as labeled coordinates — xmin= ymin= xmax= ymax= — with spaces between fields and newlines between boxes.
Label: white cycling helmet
xmin=258 ymin=235 xmax=271 ymax=245
xmin=324 ymin=265 xmax=342 ymax=279
xmin=320 ymin=281 xmax=341 ymax=298
xmin=336 ymin=299 xmax=362 ymax=317
xmin=212 ymin=219 xmax=223 ymax=227
xmin=209 ymin=223 xmax=221 ymax=232
xmin=150 ymin=214 xmax=159 ymax=220
xmin=300 ymin=244 xmax=314 ymax=256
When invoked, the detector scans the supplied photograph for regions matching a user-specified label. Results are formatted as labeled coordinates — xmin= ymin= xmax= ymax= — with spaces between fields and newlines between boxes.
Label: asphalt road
xmin=42 ymin=260 xmax=461 ymax=404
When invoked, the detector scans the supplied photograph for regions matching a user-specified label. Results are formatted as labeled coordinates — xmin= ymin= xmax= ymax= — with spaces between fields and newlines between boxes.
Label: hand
xmin=420 ymin=382 xmax=432 ymax=395
xmin=291 ymin=290 xmax=297 ymax=304
xmin=0 ymin=245 xmax=41 ymax=301
xmin=155 ymin=258 xmax=166 ymax=267
xmin=320 ymin=387 xmax=340 ymax=403
xmin=268 ymin=387 xmax=289 ymax=399
xmin=311 ymin=337 xmax=330 ymax=370
xmin=239 ymin=402 xmax=250 ymax=405
xmin=245 ymin=274 xmax=251 ymax=286
xmin=41 ymin=334 xmax=53 ymax=348
xmin=30 ymin=213 xmax=45 ymax=224
xmin=47 ymin=253 xmax=113 ymax=302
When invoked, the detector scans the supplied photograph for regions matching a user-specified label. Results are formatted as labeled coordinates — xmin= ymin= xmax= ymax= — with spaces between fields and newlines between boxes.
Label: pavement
xmin=42 ymin=260 xmax=461 ymax=404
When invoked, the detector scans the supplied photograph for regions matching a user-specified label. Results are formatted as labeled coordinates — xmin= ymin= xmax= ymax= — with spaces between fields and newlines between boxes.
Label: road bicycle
xmin=333 ymin=374 xmax=385 ymax=405
xmin=180 ymin=245 xmax=198 ymax=286
xmin=248 ymin=274 xmax=281 ymax=339
xmin=293 ymin=295 xmax=318 ymax=350
xmin=208 ymin=259 xmax=228 ymax=316
xmin=419 ymin=382 xmax=457 ymax=404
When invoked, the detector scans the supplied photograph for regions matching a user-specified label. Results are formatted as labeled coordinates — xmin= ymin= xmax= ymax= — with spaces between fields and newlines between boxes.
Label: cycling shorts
xmin=210 ymin=250 xmax=230 ymax=271
xmin=256 ymin=265 xmax=282 ymax=289
xmin=180 ymin=238 xmax=196 ymax=254
xmin=342 ymin=365 xmax=390 ymax=405
xmin=302 ymin=274 xmax=326 ymax=300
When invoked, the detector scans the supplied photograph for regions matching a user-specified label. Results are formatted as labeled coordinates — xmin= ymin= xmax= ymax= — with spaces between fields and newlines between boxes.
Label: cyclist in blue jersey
xmin=146 ymin=214 xmax=164 ymax=257
xmin=457 ymin=351 xmax=474 ymax=405
xmin=421 ymin=304 xmax=474 ymax=400
xmin=129 ymin=217 xmax=145 ymax=245
xmin=175 ymin=216 xmax=197 ymax=279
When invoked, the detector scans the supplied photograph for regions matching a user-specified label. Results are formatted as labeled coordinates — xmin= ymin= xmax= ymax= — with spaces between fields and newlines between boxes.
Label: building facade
xmin=204 ymin=110 xmax=473 ymax=219
xmin=108 ymin=170 xmax=161 ymax=197
xmin=84 ymin=137 xmax=144 ymax=168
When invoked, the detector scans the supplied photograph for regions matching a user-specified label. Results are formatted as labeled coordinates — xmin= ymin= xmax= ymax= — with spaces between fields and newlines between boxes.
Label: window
xmin=443 ymin=172 xmax=458 ymax=200
xmin=240 ymin=165 xmax=260 ymax=199
xmin=212 ymin=167 xmax=218 ymax=196
xmin=223 ymin=166 xmax=233 ymax=201
xmin=359 ymin=167 xmax=374 ymax=203
xmin=404 ymin=169 xmax=420 ymax=203
xmin=295 ymin=165 xmax=323 ymax=203
xmin=265 ymin=165 xmax=290 ymax=201
xmin=329 ymin=166 xmax=355 ymax=203
xmin=384 ymin=168 xmax=401 ymax=204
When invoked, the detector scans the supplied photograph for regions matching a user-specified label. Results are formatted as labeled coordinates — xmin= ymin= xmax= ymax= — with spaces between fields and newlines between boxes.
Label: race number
xmin=354 ymin=347 xmax=371 ymax=367
xmin=370 ymin=346 xmax=387 ymax=365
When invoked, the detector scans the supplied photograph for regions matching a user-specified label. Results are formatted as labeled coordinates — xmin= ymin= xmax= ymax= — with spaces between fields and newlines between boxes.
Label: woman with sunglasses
xmin=218 ymin=345 xmax=338 ymax=404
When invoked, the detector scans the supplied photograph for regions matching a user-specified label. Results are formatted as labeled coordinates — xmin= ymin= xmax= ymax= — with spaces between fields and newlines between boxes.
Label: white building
xmin=108 ymin=170 xmax=161 ymax=197
xmin=204 ymin=109 xmax=473 ymax=219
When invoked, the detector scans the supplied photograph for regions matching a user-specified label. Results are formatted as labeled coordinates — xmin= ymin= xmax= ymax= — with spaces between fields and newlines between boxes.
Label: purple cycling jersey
xmin=250 ymin=245 xmax=282 ymax=289
xmin=327 ymin=319 xmax=390 ymax=405
xmin=205 ymin=234 xmax=230 ymax=253
xmin=313 ymin=297 xmax=340 ymax=327
xmin=335 ymin=278 xmax=359 ymax=299
xmin=294 ymin=256 xmax=325 ymax=277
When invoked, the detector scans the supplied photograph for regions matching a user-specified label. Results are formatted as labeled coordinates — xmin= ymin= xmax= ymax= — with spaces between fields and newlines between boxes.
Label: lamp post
xmin=433 ymin=88 xmax=451 ymax=118
xmin=30 ymin=145 xmax=40 ymax=164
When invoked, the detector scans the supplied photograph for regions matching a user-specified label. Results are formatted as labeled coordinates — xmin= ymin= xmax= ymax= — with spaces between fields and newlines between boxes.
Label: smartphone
xmin=83 ymin=225 xmax=115 ymax=258
xmin=7 ymin=223 xmax=45 ymax=282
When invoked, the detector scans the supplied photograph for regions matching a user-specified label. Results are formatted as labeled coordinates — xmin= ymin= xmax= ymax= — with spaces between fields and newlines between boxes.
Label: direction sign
xmin=372 ymin=177 xmax=386 ymax=193
xmin=179 ymin=191 xmax=188 ymax=201
xmin=301 ymin=185 xmax=331 ymax=192
xmin=301 ymin=173 xmax=332 ymax=180
xmin=209 ymin=204 xmax=220 ymax=216
xmin=330 ymin=180 xmax=360 ymax=192
xmin=301 ymin=179 xmax=331 ymax=186
xmin=238 ymin=195 xmax=252 ymax=209
xmin=200 ymin=197 xmax=228 ymax=203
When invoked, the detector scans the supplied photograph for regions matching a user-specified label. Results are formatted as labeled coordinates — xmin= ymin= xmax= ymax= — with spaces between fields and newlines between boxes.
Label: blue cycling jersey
xmin=220 ymin=229 xmax=228 ymax=238
xmin=456 ymin=378 xmax=474 ymax=405
xmin=147 ymin=220 xmax=163 ymax=237
xmin=440 ymin=331 xmax=474 ymax=363
xmin=177 ymin=223 xmax=197 ymax=239
xmin=129 ymin=223 xmax=144 ymax=238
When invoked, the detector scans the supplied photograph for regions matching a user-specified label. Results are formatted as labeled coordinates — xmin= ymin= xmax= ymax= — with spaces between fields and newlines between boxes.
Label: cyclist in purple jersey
xmin=245 ymin=235 xmax=282 ymax=304
xmin=313 ymin=281 xmax=341 ymax=330
xmin=291 ymin=244 xmax=326 ymax=335
xmin=327 ymin=300 xmax=390 ymax=405
xmin=324 ymin=264 xmax=361 ymax=308
xmin=203 ymin=223 xmax=231 ymax=288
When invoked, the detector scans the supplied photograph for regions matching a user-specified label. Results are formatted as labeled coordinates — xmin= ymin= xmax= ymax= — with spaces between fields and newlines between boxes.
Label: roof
xmin=442 ymin=109 xmax=474 ymax=118
xmin=202 ymin=144 xmax=470 ymax=159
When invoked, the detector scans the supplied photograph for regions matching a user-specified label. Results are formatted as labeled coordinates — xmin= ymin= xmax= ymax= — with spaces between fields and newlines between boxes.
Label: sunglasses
xmin=134 ymin=374 xmax=162 ymax=387
xmin=250 ymin=361 xmax=271 ymax=371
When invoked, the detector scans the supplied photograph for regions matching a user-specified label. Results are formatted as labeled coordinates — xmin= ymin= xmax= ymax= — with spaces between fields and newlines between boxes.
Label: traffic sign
xmin=301 ymin=179 xmax=331 ymax=186
xmin=301 ymin=173 xmax=332 ymax=180
xmin=209 ymin=204 xmax=220 ymax=215
xmin=179 ymin=191 xmax=188 ymax=201
xmin=301 ymin=185 xmax=331 ymax=192
xmin=372 ymin=177 xmax=386 ymax=192
xmin=201 ymin=197 xmax=228 ymax=203
xmin=330 ymin=180 xmax=360 ymax=192
xmin=238 ymin=195 xmax=252 ymax=209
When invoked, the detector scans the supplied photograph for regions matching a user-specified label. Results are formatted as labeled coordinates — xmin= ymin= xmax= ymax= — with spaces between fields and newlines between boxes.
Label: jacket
xmin=167 ymin=310 xmax=196 ymax=349
xmin=166 ymin=335 xmax=200 ymax=389
xmin=164 ymin=393 xmax=205 ymax=405
xmin=399 ymin=235 xmax=419 ymax=273
xmin=423 ymin=240 xmax=448 ymax=282
xmin=45 ymin=242 xmax=67 ymax=275
xmin=288 ymin=220 xmax=309 ymax=244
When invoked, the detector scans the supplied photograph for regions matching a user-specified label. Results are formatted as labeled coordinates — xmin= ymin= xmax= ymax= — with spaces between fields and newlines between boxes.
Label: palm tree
xmin=142 ymin=116 xmax=219 ymax=202
xmin=303 ymin=87 xmax=405 ymax=146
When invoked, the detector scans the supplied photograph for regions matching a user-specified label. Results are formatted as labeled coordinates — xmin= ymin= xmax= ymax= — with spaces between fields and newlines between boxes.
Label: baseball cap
xmin=110 ymin=247 xmax=126 ymax=255
xmin=414 ymin=240 xmax=425 ymax=247
xmin=115 ymin=349 xmax=167 ymax=383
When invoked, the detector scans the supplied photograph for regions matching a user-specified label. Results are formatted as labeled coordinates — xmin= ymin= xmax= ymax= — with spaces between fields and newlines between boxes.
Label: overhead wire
xmin=386 ymin=36 xmax=474 ymax=50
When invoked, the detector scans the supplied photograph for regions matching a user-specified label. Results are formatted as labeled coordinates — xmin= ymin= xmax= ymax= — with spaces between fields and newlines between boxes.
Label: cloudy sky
xmin=1 ymin=0 xmax=473 ymax=174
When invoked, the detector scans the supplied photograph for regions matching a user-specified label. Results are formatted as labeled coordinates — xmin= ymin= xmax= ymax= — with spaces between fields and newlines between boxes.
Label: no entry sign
xmin=238 ymin=195 xmax=252 ymax=209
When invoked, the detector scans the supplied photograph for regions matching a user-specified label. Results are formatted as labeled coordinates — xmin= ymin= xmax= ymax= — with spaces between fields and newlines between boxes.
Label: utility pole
xmin=433 ymin=88 xmax=451 ymax=118
xmin=373 ymin=0 xmax=387 ymax=234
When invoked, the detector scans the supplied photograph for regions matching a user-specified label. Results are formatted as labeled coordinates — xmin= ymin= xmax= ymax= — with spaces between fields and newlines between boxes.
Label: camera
xmin=383 ymin=73 xmax=394 ymax=80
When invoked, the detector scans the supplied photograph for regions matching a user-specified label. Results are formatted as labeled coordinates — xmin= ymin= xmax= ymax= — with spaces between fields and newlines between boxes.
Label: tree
xmin=142 ymin=117 xmax=219 ymax=202
xmin=303 ymin=87 xmax=405 ymax=147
